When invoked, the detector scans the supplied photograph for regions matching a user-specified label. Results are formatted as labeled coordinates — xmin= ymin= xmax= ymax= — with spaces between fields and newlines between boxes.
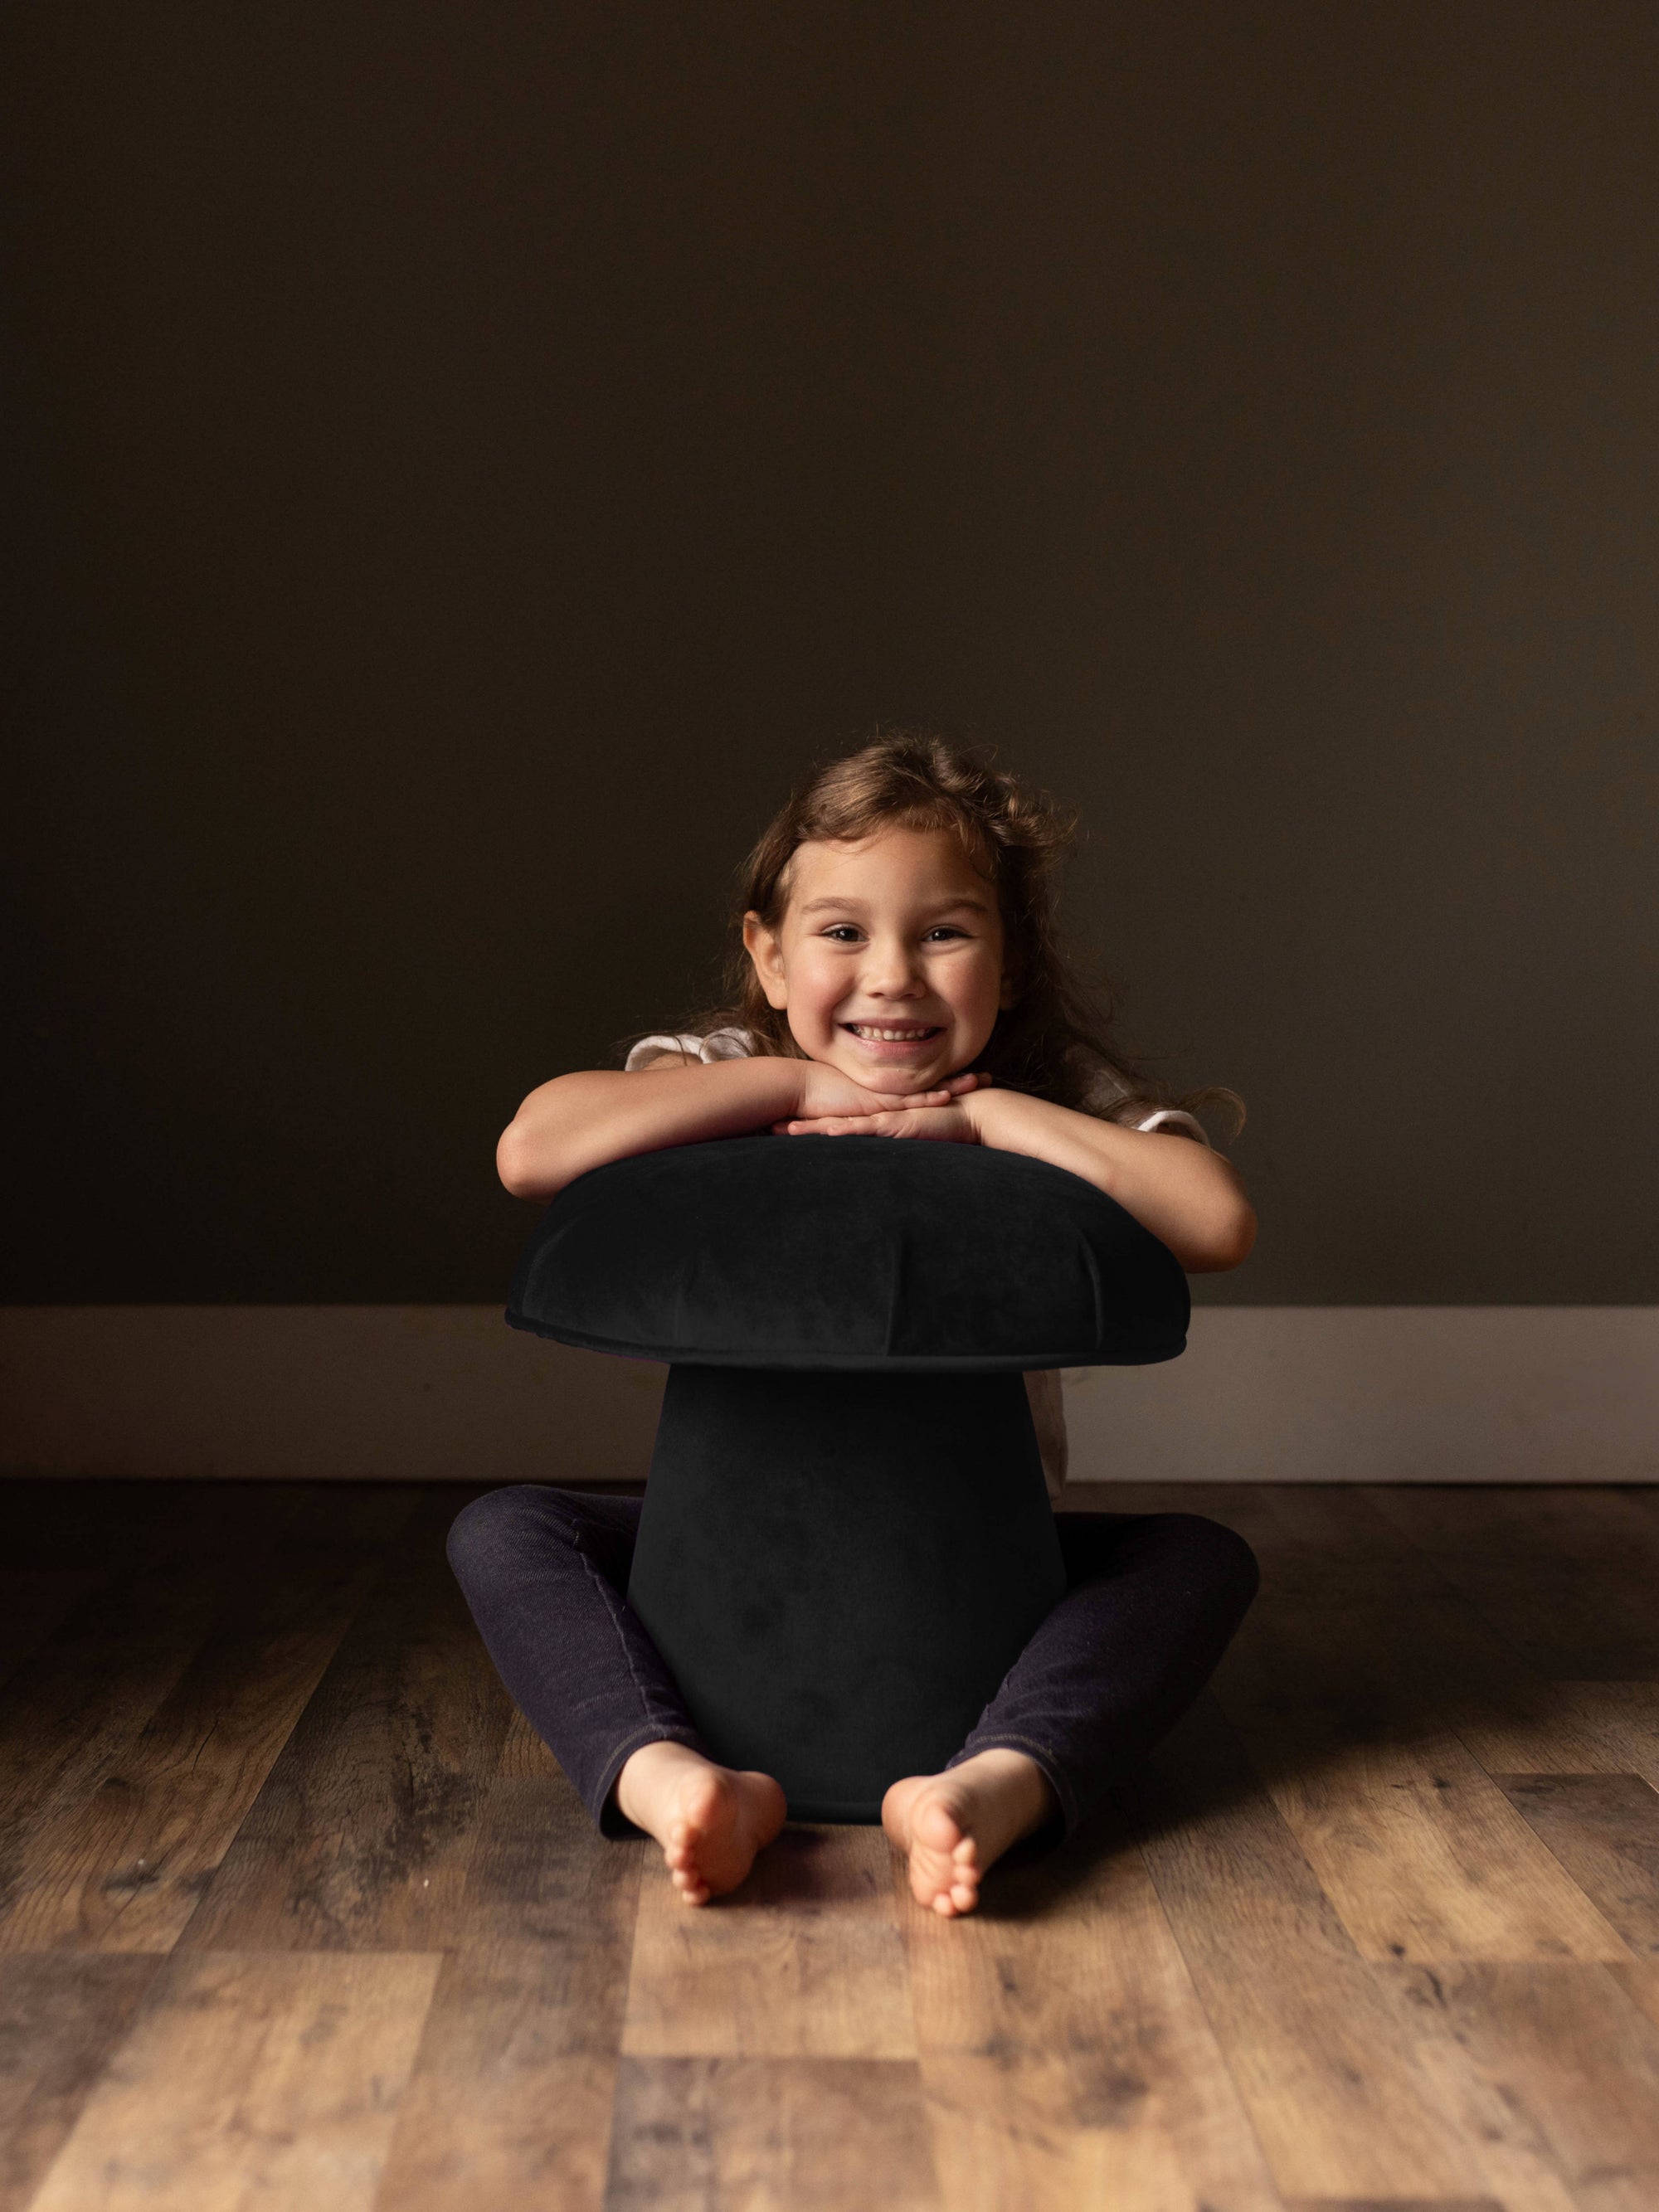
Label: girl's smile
xmin=742 ymin=824 xmax=1014 ymax=1094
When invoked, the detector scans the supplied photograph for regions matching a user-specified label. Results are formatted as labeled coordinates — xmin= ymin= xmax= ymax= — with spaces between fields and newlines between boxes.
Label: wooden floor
xmin=2 ymin=1480 xmax=1657 ymax=2210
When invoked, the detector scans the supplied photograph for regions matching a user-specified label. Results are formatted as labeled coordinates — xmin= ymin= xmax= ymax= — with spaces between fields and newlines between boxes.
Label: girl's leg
xmin=447 ymin=1485 xmax=785 ymax=1899
xmin=884 ymin=1511 xmax=1260 ymax=1914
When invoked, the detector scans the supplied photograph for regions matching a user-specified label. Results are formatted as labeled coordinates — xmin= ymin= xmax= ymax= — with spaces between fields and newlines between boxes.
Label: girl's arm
xmin=496 ymin=1057 xmax=980 ymax=1203
xmin=772 ymin=1087 xmax=1255 ymax=1272
xmin=964 ymin=1089 xmax=1256 ymax=1272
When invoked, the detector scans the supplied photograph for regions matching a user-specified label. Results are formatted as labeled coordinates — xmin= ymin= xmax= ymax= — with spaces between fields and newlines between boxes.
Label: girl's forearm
xmin=497 ymin=1059 xmax=807 ymax=1202
xmin=966 ymin=1090 xmax=1256 ymax=1272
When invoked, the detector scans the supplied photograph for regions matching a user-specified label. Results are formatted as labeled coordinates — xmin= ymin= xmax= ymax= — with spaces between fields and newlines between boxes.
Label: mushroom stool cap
xmin=508 ymin=1134 xmax=1190 ymax=1370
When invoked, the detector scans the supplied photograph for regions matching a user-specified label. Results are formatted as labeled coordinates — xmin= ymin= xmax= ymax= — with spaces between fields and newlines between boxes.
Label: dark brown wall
xmin=6 ymin=4 xmax=1657 ymax=1305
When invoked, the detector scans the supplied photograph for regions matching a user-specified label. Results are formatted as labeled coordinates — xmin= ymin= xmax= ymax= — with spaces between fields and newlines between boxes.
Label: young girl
xmin=450 ymin=733 xmax=1260 ymax=1917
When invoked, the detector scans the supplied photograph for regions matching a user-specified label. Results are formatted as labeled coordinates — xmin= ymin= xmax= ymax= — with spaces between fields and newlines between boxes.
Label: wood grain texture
xmin=1365 ymin=1487 xmax=1659 ymax=1680
xmin=622 ymin=1826 xmax=915 ymax=2060
xmin=901 ymin=1804 xmax=1284 ymax=2211
xmin=1420 ymin=1646 xmax=1639 ymax=1780
xmin=1226 ymin=1490 xmax=1631 ymax=1780
xmin=176 ymin=1501 xmax=510 ymax=1952
xmin=0 ymin=1552 xmax=379 ymax=1952
xmin=1285 ymin=2199 xmax=1505 ymax=2210
xmin=0 ymin=1956 xmax=158 ymax=2212
xmin=376 ymin=1769 xmax=645 ymax=2212
xmin=1121 ymin=1694 xmax=1578 ymax=2209
xmin=27 ymin=1950 xmax=440 ymax=2212
xmin=1213 ymin=1592 xmax=1632 ymax=1963
xmin=605 ymin=2058 xmax=940 ymax=2211
xmin=1385 ymin=1960 xmax=1659 ymax=2212
xmin=1527 ymin=1685 xmax=1659 ymax=1787
xmin=1609 ymin=1957 xmax=1659 ymax=2036
xmin=0 ymin=1564 xmax=222 ymax=1913
xmin=2 ymin=1477 xmax=1656 ymax=2211
xmin=1489 ymin=1773 xmax=1659 ymax=1957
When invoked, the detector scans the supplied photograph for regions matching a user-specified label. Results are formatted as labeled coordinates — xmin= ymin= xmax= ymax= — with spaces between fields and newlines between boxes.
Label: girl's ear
xmin=742 ymin=911 xmax=790 ymax=1009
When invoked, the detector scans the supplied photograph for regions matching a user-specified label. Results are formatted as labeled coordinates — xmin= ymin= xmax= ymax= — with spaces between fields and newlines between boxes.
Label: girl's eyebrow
xmin=796 ymin=894 xmax=990 ymax=917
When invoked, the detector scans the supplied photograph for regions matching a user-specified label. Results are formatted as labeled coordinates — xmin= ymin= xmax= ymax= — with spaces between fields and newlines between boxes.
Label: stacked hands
xmin=768 ymin=1064 xmax=993 ymax=1143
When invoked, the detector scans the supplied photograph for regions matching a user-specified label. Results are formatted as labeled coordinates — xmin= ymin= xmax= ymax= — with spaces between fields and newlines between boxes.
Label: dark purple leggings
xmin=449 ymin=1485 xmax=1259 ymax=1839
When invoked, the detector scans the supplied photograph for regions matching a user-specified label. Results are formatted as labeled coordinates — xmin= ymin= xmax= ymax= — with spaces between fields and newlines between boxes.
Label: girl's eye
xmin=822 ymin=925 xmax=864 ymax=943
xmin=924 ymin=926 xmax=968 ymax=941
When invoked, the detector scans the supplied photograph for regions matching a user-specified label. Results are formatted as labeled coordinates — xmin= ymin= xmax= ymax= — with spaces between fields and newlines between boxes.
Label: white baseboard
xmin=1062 ymin=1306 xmax=1659 ymax=1485
xmin=2 ymin=1306 xmax=1655 ymax=1485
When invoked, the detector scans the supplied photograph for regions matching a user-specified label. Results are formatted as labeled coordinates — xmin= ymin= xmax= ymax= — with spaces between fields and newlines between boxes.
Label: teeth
xmin=849 ymin=1025 xmax=937 ymax=1041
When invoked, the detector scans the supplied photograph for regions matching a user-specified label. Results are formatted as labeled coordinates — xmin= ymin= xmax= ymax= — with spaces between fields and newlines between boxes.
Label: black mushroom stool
xmin=507 ymin=1135 xmax=1190 ymax=1822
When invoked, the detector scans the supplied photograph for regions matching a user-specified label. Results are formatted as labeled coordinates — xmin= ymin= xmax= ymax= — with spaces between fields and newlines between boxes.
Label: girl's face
xmin=743 ymin=824 xmax=1014 ymax=1092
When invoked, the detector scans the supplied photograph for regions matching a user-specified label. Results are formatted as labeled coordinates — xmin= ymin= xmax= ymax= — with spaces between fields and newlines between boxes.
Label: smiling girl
xmin=450 ymin=732 xmax=1261 ymax=1916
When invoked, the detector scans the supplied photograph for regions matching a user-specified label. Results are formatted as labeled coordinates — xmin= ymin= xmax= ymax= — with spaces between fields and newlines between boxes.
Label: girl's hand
xmin=790 ymin=1063 xmax=988 ymax=1123
xmin=772 ymin=1099 xmax=984 ymax=1143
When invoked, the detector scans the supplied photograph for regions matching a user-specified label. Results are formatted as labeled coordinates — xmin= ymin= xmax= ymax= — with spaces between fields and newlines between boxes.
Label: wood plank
xmin=1383 ymin=1960 xmax=1659 ymax=2212
xmin=1248 ymin=1485 xmax=1464 ymax=1604
xmin=1365 ymin=1487 xmax=1659 ymax=1679
xmin=900 ymin=1802 xmax=1284 ymax=2212
xmin=1490 ymin=1774 xmax=1659 ymax=1957
xmin=621 ymin=1825 xmax=915 ymax=2059
xmin=1611 ymin=1957 xmax=1659 ymax=2036
xmin=1120 ymin=1692 xmax=1578 ymax=2208
xmin=604 ymin=2058 xmax=940 ymax=2211
xmin=1420 ymin=1647 xmax=1641 ymax=1780
xmin=376 ymin=1769 xmax=644 ymax=2212
xmin=0 ymin=1482 xmax=207 ymax=1573
xmin=1211 ymin=1587 xmax=1632 ymax=1962
xmin=1286 ymin=2199 xmax=1504 ymax=2210
xmin=27 ymin=1949 xmax=440 ymax=2212
xmin=1244 ymin=1490 xmax=1637 ymax=1782
xmin=0 ymin=1563 xmax=223 ymax=1907
xmin=0 ymin=1955 xmax=158 ymax=2212
xmin=0 ymin=1550 xmax=381 ymax=1953
xmin=176 ymin=1500 xmax=511 ymax=1952
xmin=0 ymin=1576 xmax=105 ymax=1695
xmin=257 ymin=1480 xmax=426 ymax=1551
xmin=1530 ymin=1685 xmax=1659 ymax=1787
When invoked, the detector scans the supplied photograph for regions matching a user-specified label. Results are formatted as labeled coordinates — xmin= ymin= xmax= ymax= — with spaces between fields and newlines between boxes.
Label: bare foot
xmin=882 ymin=1748 xmax=1057 ymax=1918
xmin=615 ymin=1740 xmax=786 ymax=1905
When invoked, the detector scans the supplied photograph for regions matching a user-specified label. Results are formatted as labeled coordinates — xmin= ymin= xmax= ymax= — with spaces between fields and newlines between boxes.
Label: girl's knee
xmin=445 ymin=1484 xmax=555 ymax=1582
xmin=1154 ymin=1512 xmax=1262 ymax=1608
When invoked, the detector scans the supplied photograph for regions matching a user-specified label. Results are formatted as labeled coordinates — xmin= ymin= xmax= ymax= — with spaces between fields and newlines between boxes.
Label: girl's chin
xmin=834 ymin=1048 xmax=952 ymax=1087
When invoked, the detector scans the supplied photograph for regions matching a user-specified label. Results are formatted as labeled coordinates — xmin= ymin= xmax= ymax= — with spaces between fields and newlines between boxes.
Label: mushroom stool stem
xmin=627 ymin=1364 xmax=1066 ymax=1821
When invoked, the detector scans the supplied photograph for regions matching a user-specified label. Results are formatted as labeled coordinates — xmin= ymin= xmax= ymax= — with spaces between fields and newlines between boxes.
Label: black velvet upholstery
xmin=628 ymin=1367 xmax=1065 ymax=1819
xmin=505 ymin=1133 xmax=1190 ymax=1818
xmin=508 ymin=1135 xmax=1190 ymax=1369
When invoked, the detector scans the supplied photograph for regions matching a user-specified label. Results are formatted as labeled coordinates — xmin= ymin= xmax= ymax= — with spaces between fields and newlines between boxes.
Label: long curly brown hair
xmin=645 ymin=730 xmax=1243 ymax=1139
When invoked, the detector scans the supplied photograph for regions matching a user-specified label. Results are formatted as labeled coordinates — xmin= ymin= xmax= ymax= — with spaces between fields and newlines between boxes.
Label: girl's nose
xmin=860 ymin=936 xmax=927 ymax=997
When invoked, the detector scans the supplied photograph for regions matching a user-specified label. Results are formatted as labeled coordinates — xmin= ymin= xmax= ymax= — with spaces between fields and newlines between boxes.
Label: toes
xmin=909 ymin=1860 xmax=948 ymax=1910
